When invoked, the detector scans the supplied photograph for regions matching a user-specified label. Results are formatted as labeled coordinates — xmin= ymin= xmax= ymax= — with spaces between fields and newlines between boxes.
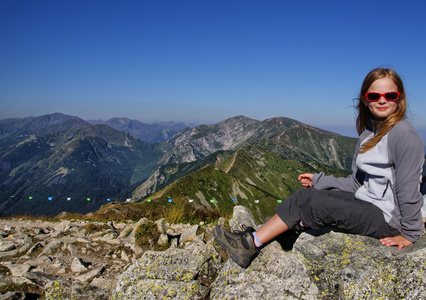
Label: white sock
xmin=253 ymin=232 xmax=262 ymax=247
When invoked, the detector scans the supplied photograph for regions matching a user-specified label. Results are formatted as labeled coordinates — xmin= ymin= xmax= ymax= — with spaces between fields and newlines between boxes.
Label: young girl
xmin=214 ymin=68 xmax=425 ymax=268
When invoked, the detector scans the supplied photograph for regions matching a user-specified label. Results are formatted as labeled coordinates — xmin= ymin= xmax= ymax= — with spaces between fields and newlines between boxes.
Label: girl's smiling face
xmin=364 ymin=77 xmax=399 ymax=120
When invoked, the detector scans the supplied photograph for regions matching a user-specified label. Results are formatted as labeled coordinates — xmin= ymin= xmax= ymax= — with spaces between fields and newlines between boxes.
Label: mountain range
xmin=0 ymin=113 xmax=358 ymax=218
xmin=88 ymin=117 xmax=195 ymax=144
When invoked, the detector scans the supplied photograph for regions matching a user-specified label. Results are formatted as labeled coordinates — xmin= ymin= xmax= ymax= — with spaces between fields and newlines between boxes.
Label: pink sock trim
xmin=253 ymin=231 xmax=262 ymax=247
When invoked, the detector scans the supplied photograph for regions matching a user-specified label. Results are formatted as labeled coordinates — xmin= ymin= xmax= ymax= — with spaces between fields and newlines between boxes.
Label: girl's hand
xmin=298 ymin=173 xmax=313 ymax=188
xmin=380 ymin=235 xmax=412 ymax=250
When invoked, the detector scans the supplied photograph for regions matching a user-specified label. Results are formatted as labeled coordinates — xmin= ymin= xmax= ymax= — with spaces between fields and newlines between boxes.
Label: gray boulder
xmin=0 ymin=291 xmax=26 ymax=300
xmin=53 ymin=220 xmax=71 ymax=233
xmin=44 ymin=279 xmax=110 ymax=300
xmin=293 ymin=230 xmax=426 ymax=299
xmin=112 ymin=243 xmax=222 ymax=299
xmin=154 ymin=218 xmax=167 ymax=234
xmin=2 ymin=207 xmax=426 ymax=299
xmin=1 ymin=262 xmax=31 ymax=277
xmin=0 ymin=248 xmax=18 ymax=258
xmin=71 ymin=257 xmax=91 ymax=273
xmin=38 ymin=239 xmax=62 ymax=257
xmin=123 ymin=217 xmax=147 ymax=256
xmin=180 ymin=225 xmax=199 ymax=244
xmin=74 ymin=266 xmax=106 ymax=283
xmin=229 ymin=206 xmax=259 ymax=231
xmin=0 ymin=241 xmax=16 ymax=252
xmin=26 ymin=241 xmax=44 ymax=255
xmin=210 ymin=240 xmax=319 ymax=299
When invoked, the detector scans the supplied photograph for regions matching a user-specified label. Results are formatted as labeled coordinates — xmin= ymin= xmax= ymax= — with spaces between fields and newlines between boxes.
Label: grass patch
xmin=139 ymin=201 xmax=224 ymax=225
xmin=4 ymin=214 xmax=60 ymax=222
xmin=8 ymin=196 xmax=228 ymax=226
xmin=81 ymin=223 xmax=110 ymax=235
xmin=0 ymin=265 xmax=10 ymax=275
xmin=134 ymin=222 xmax=169 ymax=251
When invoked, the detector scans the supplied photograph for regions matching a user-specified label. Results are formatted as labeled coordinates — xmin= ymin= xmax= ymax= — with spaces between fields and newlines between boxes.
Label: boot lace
xmin=231 ymin=224 xmax=263 ymax=255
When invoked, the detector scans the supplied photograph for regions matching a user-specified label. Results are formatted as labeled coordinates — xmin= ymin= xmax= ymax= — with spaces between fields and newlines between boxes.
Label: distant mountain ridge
xmin=0 ymin=113 xmax=89 ymax=140
xmin=0 ymin=117 xmax=162 ymax=216
xmin=0 ymin=113 xmax=358 ymax=217
xmin=88 ymin=117 xmax=196 ymax=144
xmin=158 ymin=115 xmax=353 ymax=168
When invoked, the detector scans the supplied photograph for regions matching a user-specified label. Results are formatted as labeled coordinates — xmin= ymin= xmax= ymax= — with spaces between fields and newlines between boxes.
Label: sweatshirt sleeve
xmin=390 ymin=128 xmax=425 ymax=242
xmin=311 ymin=135 xmax=365 ymax=193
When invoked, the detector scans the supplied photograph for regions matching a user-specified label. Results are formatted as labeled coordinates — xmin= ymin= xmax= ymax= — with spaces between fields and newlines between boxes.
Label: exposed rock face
xmin=211 ymin=241 xmax=319 ymax=299
xmin=112 ymin=244 xmax=221 ymax=299
xmin=1 ymin=206 xmax=426 ymax=299
xmin=160 ymin=116 xmax=355 ymax=169
xmin=294 ymin=231 xmax=426 ymax=299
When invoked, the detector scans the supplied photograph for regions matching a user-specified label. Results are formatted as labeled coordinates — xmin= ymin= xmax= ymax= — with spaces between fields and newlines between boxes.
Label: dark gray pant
xmin=275 ymin=188 xmax=399 ymax=239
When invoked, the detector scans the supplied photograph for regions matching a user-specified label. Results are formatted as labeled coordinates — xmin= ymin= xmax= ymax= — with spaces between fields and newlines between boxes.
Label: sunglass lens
xmin=385 ymin=92 xmax=399 ymax=100
xmin=367 ymin=93 xmax=380 ymax=101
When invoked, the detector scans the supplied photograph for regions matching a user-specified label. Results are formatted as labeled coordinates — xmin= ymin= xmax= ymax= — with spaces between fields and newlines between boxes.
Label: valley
xmin=0 ymin=113 xmax=357 ymax=219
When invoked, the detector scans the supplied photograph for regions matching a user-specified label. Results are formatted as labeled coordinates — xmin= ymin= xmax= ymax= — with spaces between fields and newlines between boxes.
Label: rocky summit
xmin=1 ymin=206 xmax=426 ymax=299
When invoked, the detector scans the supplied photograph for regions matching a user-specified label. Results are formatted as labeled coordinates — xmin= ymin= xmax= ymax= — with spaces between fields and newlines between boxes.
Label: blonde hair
xmin=356 ymin=68 xmax=407 ymax=153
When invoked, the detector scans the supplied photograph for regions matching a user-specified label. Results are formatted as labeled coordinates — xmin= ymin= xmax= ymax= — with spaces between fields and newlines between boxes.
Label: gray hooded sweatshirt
xmin=311 ymin=120 xmax=425 ymax=242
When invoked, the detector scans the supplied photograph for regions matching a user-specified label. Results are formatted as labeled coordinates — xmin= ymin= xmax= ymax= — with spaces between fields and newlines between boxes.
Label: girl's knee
xmin=299 ymin=198 xmax=323 ymax=228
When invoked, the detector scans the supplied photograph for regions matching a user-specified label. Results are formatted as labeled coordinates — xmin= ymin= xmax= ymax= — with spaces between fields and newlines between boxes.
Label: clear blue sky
xmin=1 ymin=0 xmax=426 ymax=138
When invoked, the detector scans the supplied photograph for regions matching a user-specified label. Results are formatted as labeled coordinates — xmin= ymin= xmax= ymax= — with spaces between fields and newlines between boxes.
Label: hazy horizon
xmin=2 ymin=1 xmax=426 ymax=140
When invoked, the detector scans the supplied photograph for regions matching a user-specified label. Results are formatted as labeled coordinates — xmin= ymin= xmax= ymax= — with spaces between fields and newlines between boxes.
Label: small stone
xmin=5 ymin=263 xmax=31 ymax=277
xmin=157 ymin=234 xmax=169 ymax=246
xmin=67 ymin=243 xmax=78 ymax=256
xmin=155 ymin=218 xmax=167 ymax=234
xmin=0 ymin=242 xmax=16 ymax=252
xmin=71 ymin=257 xmax=90 ymax=273
xmin=180 ymin=225 xmax=199 ymax=244
xmin=75 ymin=266 xmax=105 ymax=283
xmin=121 ymin=250 xmax=130 ymax=262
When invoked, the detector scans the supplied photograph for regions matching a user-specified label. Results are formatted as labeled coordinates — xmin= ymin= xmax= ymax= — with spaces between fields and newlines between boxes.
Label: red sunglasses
xmin=364 ymin=91 xmax=401 ymax=102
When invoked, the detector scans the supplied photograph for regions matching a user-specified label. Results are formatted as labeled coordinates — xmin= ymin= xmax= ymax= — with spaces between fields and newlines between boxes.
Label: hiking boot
xmin=213 ymin=225 xmax=260 ymax=268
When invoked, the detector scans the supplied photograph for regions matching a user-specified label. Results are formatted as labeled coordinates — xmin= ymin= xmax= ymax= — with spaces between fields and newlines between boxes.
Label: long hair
xmin=356 ymin=68 xmax=407 ymax=153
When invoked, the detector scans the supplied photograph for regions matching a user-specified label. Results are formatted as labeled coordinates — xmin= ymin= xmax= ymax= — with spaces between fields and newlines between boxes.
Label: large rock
xmin=229 ymin=206 xmax=259 ymax=231
xmin=180 ymin=225 xmax=199 ymax=244
xmin=38 ymin=239 xmax=62 ymax=257
xmin=210 ymin=205 xmax=426 ymax=299
xmin=0 ymin=241 xmax=16 ymax=252
xmin=71 ymin=257 xmax=91 ymax=273
xmin=210 ymin=240 xmax=319 ymax=299
xmin=112 ymin=241 xmax=222 ymax=299
xmin=293 ymin=230 xmax=426 ymax=299
xmin=1 ymin=262 xmax=31 ymax=277
xmin=44 ymin=279 xmax=110 ymax=300
xmin=74 ymin=266 xmax=106 ymax=283
xmin=123 ymin=218 xmax=147 ymax=256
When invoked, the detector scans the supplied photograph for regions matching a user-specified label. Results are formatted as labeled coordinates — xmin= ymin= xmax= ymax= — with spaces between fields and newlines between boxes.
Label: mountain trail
xmin=275 ymin=125 xmax=298 ymax=141
xmin=225 ymin=153 xmax=238 ymax=173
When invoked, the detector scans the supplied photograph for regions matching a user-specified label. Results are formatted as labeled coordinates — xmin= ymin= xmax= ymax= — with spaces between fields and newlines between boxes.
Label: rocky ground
xmin=1 ymin=206 xmax=426 ymax=299
xmin=0 ymin=215 xmax=213 ymax=299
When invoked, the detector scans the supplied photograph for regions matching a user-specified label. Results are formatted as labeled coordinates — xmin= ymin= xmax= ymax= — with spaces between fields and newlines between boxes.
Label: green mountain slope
xmin=257 ymin=124 xmax=356 ymax=169
xmin=0 ymin=113 xmax=358 ymax=218
xmin=143 ymin=144 xmax=351 ymax=222
xmin=132 ymin=117 xmax=358 ymax=201
xmin=131 ymin=150 xmax=234 ymax=200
